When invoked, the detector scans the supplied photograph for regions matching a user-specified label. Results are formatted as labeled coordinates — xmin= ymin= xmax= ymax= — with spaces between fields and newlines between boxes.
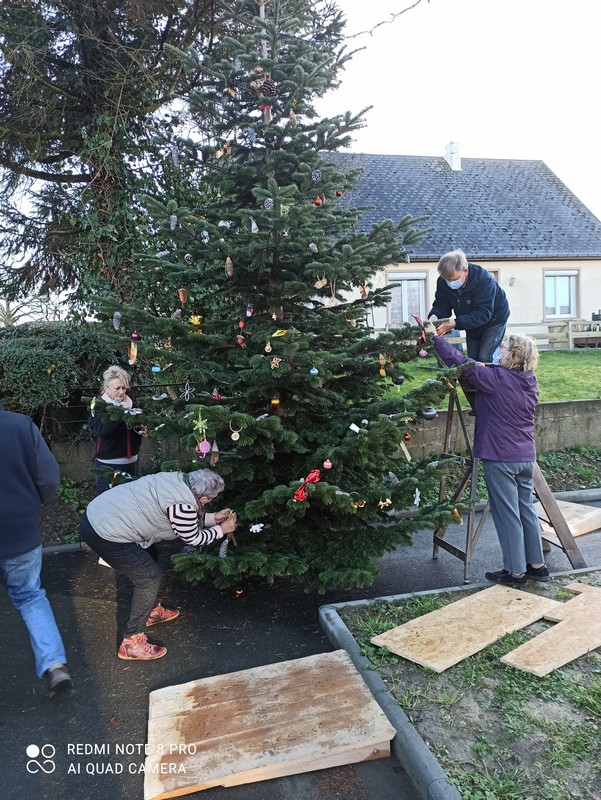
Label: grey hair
xmin=102 ymin=365 xmax=131 ymax=391
xmin=502 ymin=335 xmax=539 ymax=372
xmin=188 ymin=469 xmax=225 ymax=500
xmin=437 ymin=249 xmax=468 ymax=279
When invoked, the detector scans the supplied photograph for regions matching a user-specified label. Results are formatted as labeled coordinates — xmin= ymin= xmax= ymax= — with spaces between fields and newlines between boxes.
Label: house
xmin=328 ymin=145 xmax=601 ymax=348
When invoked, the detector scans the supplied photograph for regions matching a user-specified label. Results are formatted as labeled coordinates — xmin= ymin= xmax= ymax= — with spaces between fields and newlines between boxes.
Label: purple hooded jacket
xmin=433 ymin=335 xmax=539 ymax=462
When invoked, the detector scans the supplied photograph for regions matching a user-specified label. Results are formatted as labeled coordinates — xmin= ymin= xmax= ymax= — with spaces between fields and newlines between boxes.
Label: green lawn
xmin=391 ymin=348 xmax=601 ymax=404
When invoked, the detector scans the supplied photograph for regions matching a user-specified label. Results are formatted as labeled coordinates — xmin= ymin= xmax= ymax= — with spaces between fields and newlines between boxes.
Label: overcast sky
xmin=318 ymin=0 xmax=601 ymax=221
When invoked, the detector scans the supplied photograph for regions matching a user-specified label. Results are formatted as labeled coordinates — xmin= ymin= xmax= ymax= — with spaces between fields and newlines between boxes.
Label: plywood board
xmin=501 ymin=582 xmax=601 ymax=676
xmin=535 ymin=500 xmax=601 ymax=544
xmin=144 ymin=650 xmax=395 ymax=800
xmin=371 ymin=585 xmax=561 ymax=673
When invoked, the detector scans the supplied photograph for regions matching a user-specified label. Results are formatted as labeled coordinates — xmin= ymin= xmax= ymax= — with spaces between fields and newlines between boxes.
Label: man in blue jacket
xmin=0 ymin=403 xmax=72 ymax=695
xmin=427 ymin=249 xmax=510 ymax=362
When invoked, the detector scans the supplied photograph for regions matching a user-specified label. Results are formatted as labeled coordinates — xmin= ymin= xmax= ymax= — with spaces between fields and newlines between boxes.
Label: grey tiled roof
xmin=326 ymin=152 xmax=601 ymax=261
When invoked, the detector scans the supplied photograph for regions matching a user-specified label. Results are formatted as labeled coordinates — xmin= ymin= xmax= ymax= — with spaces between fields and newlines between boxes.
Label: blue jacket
xmin=428 ymin=262 xmax=510 ymax=334
xmin=0 ymin=406 xmax=61 ymax=557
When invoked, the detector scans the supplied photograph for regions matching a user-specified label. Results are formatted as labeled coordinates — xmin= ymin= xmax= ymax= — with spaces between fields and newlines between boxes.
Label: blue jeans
xmin=0 ymin=546 xmax=67 ymax=678
xmin=482 ymin=460 xmax=544 ymax=575
xmin=79 ymin=514 xmax=162 ymax=636
xmin=466 ymin=323 xmax=506 ymax=362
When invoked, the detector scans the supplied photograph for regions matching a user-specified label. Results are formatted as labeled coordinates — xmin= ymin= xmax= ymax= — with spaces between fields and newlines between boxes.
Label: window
xmin=544 ymin=271 xmax=578 ymax=318
xmin=387 ymin=271 xmax=427 ymax=326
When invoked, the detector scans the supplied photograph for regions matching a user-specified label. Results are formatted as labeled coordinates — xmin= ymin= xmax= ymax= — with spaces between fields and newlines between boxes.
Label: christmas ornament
xmin=421 ymin=407 xmax=437 ymax=420
xmin=414 ymin=488 xmax=421 ymax=507
xmin=259 ymin=77 xmax=277 ymax=96
xmin=358 ymin=283 xmax=368 ymax=300
xmin=171 ymin=309 xmax=182 ymax=320
xmin=311 ymin=169 xmax=322 ymax=182
xmin=264 ymin=340 xmax=272 ymax=353
xmin=361 ymin=419 xmax=369 ymax=427
xmin=230 ymin=422 xmax=241 ymax=441
xmin=210 ymin=441 xmax=220 ymax=467
xmin=272 ymin=329 xmax=287 ymax=337
xmin=378 ymin=497 xmax=392 ymax=509
xmin=250 ymin=218 xmax=259 ymax=234
xmin=236 ymin=335 xmax=245 ymax=345
xmin=169 ymin=214 xmax=177 ymax=230
xmin=345 ymin=317 xmax=357 ymax=327
xmin=246 ymin=304 xmax=254 ymax=317
xmin=403 ymin=433 xmax=412 ymax=441
xmin=453 ymin=507 xmax=463 ymax=525
xmin=289 ymin=109 xmax=297 ymax=126
xmin=250 ymin=523 xmax=264 ymax=533
xmin=419 ymin=349 xmax=428 ymax=357
xmin=188 ymin=314 xmax=202 ymax=326
xmin=269 ymin=397 xmax=281 ymax=412
xmin=348 ymin=423 xmax=360 ymax=433
xmin=184 ymin=253 xmax=193 ymax=264
xmin=211 ymin=388 xmax=223 ymax=400
xmin=156 ymin=250 xmax=170 ymax=258
xmin=313 ymin=197 xmax=322 ymax=206
xmin=218 ymin=220 xmax=232 ymax=228
xmin=270 ymin=357 xmax=282 ymax=369
xmin=178 ymin=288 xmax=187 ymax=303
xmin=314 ymin=276 xmax=327 ymax=289
xmin=195 ymin=440 xmax=212 ymax=459
xmin=201 ymin=230 xmax=210 ymax=244
xmin=323 ymin=459 xmax=332 ymax=469
xmin=336 ymin=190 xmax=343 ymax=197
xmin=112 ymin=311 xmax=122 ymax=331
xmin=238 ymin=320 xmax=245 ymax=329
xmin=223 ymin=86 xmax=236 ymax=98
xmin=171 ymin=143 xmax=179 ymax=167
xmin=131 ymin=331 xmax=141 ymax=341
xmin=378 ymin=354 xmax=386 ymax=377
xmin=292 ymin=469 xmax=321 ymax=502
xmin=180 ymin=381 xmax=195 ymax=401
xmin=218 ymin=538 xmax=229 ymax=558
xmin=263 ymin=197 xmax=274 ymax=210
xmin=350 ymin=494 xmax=366 ymax=509
xmin=308 ymin=242 xmax=318 ymax=253
xmin=309 ymin=367 xmax=318 ymax=376
xmin=392 ymin=374 xmax=405 ymax=386
xmin=128 ymin=341 xmax=137 ymax=366
xmin=151 ymin=364 xmax=161 ymax=374
xmin=225 ymin=256 xmax=234 ymax=277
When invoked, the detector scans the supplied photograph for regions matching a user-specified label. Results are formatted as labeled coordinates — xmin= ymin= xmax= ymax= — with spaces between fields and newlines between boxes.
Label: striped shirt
xmin=166 ymin=504 xmax=223 ymax=546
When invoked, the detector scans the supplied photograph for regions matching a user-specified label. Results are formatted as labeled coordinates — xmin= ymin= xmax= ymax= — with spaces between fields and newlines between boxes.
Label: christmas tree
xmin=93 ymin=0 xmax=457 ymax=592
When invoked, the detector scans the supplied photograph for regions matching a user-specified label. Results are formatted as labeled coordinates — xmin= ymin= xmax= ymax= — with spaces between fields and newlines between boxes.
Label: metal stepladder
xmin=432 ymin=385 xmax=587 ymax=583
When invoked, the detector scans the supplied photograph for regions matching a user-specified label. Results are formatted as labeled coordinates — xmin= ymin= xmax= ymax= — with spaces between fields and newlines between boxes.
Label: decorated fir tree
xmin=93 ymin=0 xmax=458 ymax=592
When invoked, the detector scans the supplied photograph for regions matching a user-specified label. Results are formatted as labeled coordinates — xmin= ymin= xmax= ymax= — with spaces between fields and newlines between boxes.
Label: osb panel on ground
xmin=371 ymin=585 xmax=561 ymax=672
xmin=144 ymin=650 xmax=396 ymax=800
xmin=535 ymin=499 xmax=601 ymax=544
xmin=501 ymin=582 xmax=601 ymax=676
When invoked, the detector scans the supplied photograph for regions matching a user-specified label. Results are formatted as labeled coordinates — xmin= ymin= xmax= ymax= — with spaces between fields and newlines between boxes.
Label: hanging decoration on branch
xmin=225 ymin=256 xmax=234 ymax=277
xmin=292 ymin=469 xmax=321 ymax=502
xmin=169 ymin=214 xmax=177 ymax=231
xmin=180 ymin=381 xmax=195 ymax=401
xmin=230 ymin=422 xmax=241 ymax=441
xmin=178 ymin=288 xmax=187 ymax=304
xmin=112 ymin=311 xmax=122 ymax=331
xmin=308 ymin=242 xmax=319 ymax=253
xmin=210 ymin=441 xmax=220 ymax=467
xmin=184 ymin=253 xmax=193 ymax=265
xmin=263 ymin=197 xmax=274 ymax=210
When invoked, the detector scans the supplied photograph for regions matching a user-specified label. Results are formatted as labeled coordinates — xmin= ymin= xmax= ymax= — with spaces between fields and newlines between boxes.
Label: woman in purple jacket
xmin=429 ymin=326 xmax=549 ymax=588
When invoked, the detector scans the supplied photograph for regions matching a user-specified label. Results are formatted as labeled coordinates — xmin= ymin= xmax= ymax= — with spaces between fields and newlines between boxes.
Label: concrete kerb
xmin=319 ymin=566 xmax=601 ymax=800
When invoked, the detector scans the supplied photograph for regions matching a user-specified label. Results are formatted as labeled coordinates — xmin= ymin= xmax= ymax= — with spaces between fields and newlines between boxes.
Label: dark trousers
xmin=79 ymin=514 xmax=161 ymax=636
xmin=94 ymin=459 xmax=140 ymax=496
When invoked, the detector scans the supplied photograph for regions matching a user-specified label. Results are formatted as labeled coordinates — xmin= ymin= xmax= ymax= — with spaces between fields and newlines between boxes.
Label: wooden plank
xmin=370 ymin=585 xmax=561 ymax=673
xmin=535 ymin=500 xmax=601 ymax=545
xmin=144 ymin=650 xmax=395 ymax=800
xmin=533 ymin=464 xmax=587 ymax=569
xmin=500 ymin=583 xmax=601 ymax=676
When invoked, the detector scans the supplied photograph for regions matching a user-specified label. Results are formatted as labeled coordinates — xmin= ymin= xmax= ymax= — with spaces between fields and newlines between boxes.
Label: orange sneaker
xmin=118 ymin=633 xmax=167 ymax=661
xmin=146 ymin=603 xmax=180 ymax=627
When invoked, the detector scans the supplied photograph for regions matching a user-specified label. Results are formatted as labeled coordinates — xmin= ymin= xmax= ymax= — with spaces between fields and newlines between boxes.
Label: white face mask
xmin=491 ymin=347 xmax=503 ymax=364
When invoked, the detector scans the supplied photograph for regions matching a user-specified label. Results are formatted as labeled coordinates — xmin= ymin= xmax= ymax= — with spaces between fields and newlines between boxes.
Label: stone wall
xmin=51 ymin=399 xmax=601 ymax=479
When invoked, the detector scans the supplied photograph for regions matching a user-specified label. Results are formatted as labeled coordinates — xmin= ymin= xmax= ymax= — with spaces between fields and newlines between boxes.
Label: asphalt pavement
xmin=2 ymin=496 xmax=600 ymax=800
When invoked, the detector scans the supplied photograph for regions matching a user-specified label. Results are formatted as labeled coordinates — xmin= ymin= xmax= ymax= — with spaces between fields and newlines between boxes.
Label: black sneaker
xmin=46 ymin=664 xmax=72 ymax=697
xmin=485 ymin=569 xmax=526 ymax=587
xmin=526 ymin=564 xmax=550 ymax=582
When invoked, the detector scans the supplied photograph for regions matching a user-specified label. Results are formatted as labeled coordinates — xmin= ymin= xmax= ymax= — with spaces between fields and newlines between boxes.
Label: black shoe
xmin=526 ymin=564 xmax=550 ymax=582
xmin=46 ymin=664 xmax=72 ymax=696
xmin=485 ymin=569 xmax=526 ymax=587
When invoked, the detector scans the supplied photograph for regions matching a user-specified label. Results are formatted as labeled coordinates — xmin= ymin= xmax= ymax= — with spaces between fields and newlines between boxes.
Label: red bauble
xmin=336 ymin=190 xmax=342 ymax=197
xmin=238 ymin=320 xmax=245 ymax=329
xmin=314 ymin=197 xmax=322 ymax=206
